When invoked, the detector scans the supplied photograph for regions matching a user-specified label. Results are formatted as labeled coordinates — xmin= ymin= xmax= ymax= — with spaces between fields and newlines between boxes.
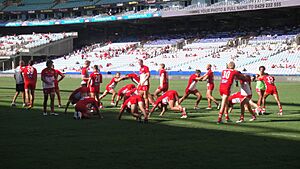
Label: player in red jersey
xmin=153 ymin=63 xmax=169 ymax=99
xmin=260 ymin=74 xmax=283 ymax=115
xmin=74 ymin=97 xmax=103 ymax=119
xmin=41 ymin=60 xmax=57 ymax=116
xmin=227 ymin=75 xmax=258 ymax=123
xmin=99 ymin=72 xmax=125 ymax=106
xmin=218 ymin=62 xmax=245 ymax=124
xmin=138 ymin=59 xmax=151 ymax=110
xmin=64 ymin=81 xmax=90 ymax=114
xmin=81 ymin=60 xmax=90 ymax=83
xmin=115 ymin=84 xmax=136 ymax=107
xmin=202 ymin=64 xmax=220 ymax=110
xmin=53 ymin=65 xmax=65 ymax=107
xmin=150 ymin=90 xmax=187 ymax=118
xmin=119 ymin=95 xmax=148 ymax=122
xmin=179 ymin=70 xmax=204 ymax=109
xmin=22 ymin=60 xmax=37 ymax=109
xmin=87 ymin=65 xmax=102 ymax=102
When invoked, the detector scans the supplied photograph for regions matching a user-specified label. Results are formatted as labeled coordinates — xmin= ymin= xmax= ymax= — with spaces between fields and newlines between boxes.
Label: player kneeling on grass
xmin=119 ymin=95 xmax=148 ymax=122
xmin=115 ymin=84 xmax=136 ymax=107
xmin=64 ymin=81 xmax=90 ymax=114
xmin=41 ymin=60 xmax=57 ymax=116
xmin=74 ymin=97 xmax=103 ymax=119
xmin=150 ymin=90 xmax=187 ymax=118
xmin=99 ymin=72 xmax=125 ymax=106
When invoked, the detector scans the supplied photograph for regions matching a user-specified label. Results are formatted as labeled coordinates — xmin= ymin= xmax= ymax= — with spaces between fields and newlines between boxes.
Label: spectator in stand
xmin=11 ymin=60 xmax=26 ymax=107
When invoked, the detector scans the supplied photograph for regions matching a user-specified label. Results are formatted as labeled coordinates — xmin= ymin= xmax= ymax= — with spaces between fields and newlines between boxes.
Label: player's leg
xmin=11 ymin=91 xmax=20 ymax=106
xmin=110 ymin=89 xmax=117 ymax=105
xmin=30 ymin=89 xmax=35 ymax=107
xmin=130 ymin=104 xmax=140 ymax=119
xmin=115 ymin=95 xmax=122 ymax=107
xmin=273 ymin=93 xmax=283 ymax=115
xmin=261 ymin=93 xmax=269 ymax=113
xmin=246 ymin=102 xmax=257 ymax=121
xmin=256 ymin=89 xmax=263 ymax=107
xmin=90 ymin=92 xmax=95 ymax=99
xmin=248 ymin=99 xmax=262 ymax=115
xmin=194 ymin=91 xmax=202 ymax=109
xmin=99 ymin=90 xmax=108 ymax=100
xmin=55 ymin=88 xmax=62 ymax=107
xmin=138 ymin=101 xmax=148 ymax=122
xmin=237 ymin=99 xmax=247 ymax=123
xmin=169 ymin=99 xmax=187 ymax=118
xmin=206 ymin=89 xmax=219 ymax=109
xmin=147 ymin=93 xmax=155 ymax=106
xmin=153 ymin=88 xmax=162 ymax=99
xmin=50 ymin=91 xmax=57 ymax=115
xmin=218 ymin=95 xmax=229 ymax=123
xmin=24 ymin=89 xmax=30 ymax=106
xmin=179 ymin=92 xmax=189 ymax=104
xmin=21 ymin=90 xmax=26 ymax=106
xmin=43 ymin=93 xmax=49 ymax=115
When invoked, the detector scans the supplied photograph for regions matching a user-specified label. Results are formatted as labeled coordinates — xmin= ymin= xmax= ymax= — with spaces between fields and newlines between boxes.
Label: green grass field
xmin=0 ymin=76 xmax=300 ymax=169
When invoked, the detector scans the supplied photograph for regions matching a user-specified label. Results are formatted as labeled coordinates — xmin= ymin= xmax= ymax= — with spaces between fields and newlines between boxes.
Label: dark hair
xmin=28 ymin=60 xmax=34 ymax=66
xmin=259 ymin=66 xmax=266 ymax=71
xmin=195 ymin=69 xmax=201 ymax=73
xmin=46 ymin=60 xmax=53 ymax=67
xmin=160 ymin=63 xmax=165 ymax=68
xmin=94 ymin=65 xmax=99 ymax=70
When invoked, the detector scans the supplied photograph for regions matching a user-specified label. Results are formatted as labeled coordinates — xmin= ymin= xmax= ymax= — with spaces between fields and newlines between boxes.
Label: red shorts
xmin=185 ymin=88 xmax=199 ymax=95
xmin=106 ymin=86 xmax=114 ymax=92
xmin=265 ymin=86 xmax=278 ymax=95
xmin=168 ymin=93 xmax=177 ymax=101
xmin=207 ymin=83 xmax=214 ymax=91
xmin=219 ymin=86 xmax=230 ymax=96
xmin=228 ymin=92 xmax=246 ymax=105
xmin=90 ymin=86 xmax=100 ymax=94
xmin=128 ymin=96 xmax=144 ymax=106
xmin=138 ymin=85 xmax=149 ymax=92
xmin=24 ymin=82 xmax=36 ymax=90
xmin=158 ymin=84 xmax=168 ymax=93
xmin=43 ymin=88 xmax=55 ymax=94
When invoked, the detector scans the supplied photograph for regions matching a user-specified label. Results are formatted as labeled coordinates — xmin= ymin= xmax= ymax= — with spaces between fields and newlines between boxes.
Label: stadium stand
xmin=52 ymin=0 xmax=98 ymax=9
xmin=2 ymin=0 xmax=55 ymax=12
xmin=0 ymin=32 xmax=77 ymax=57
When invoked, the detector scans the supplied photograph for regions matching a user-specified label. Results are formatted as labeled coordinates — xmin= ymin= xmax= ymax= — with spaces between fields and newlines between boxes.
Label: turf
xmin=0 ymin=76 xmax=299 ymax=169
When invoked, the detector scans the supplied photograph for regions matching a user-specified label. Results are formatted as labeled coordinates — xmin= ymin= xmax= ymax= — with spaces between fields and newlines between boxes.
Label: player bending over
xmin=41 ymin=60 xmax=57 ymax=116
xmin=119 ymin=95 xmax=148 ymax=122
xmin=64 ymin=81 xmax=90 ymax=114
xmin=179 ymin=69 xmax=204 ymax=109
xmin=153 ymin=63 xmax=169 ymax=99
xmin=260 ymin=74 xmax=283 ymax=115
xmin=124 ymin=73 xmax=140 ymax=85
xmin=150 ymin=90 xmax=187 ymax=118
xmin=99 ymin=72 xmax=125 ymax=106
xmin=218 ymin=62 xmax=245 ymax=124
xmin=202 ymin=64 xmax=220 ymax=110
xmin=115 ymin=84 xmax=136 ymax=107
xmin=74 ymin=97 xmax=103 ymax=119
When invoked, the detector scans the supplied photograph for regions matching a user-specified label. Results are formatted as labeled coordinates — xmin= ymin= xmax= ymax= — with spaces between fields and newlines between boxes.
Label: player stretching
xmin=202 ymin=64 xmax=220 ymax=109
xmin=228 ymin=75 xmax=258 ymax=123
xmin=64 ymin=81 xmax=90 ymax=114
xmin=138 ymin=59 xmax=151 ymax=111
xmin=153 ymin=63 xmax=169 ymax=99
xmin=150 ymin=90 xmax=187 ymax=118
xmin=22 ymin=60 xmax=37 ymax=109
xmin=260 ymin=74 xmax=283 ymax=115
xmin=125 ymin=73 xmax=140 ymax=85
xmin=53 ymin=66 xmax=65 ymax=107
xmin=255 ymin=66 xmax=266 ymax=109
xmin=41 ymin=60 xmax=57 ymax=116
xmin=74 ymin=97 xmax=103 ymax=119
xmin=119 ymin=95 xmax=148 ymax=122
xmin=81 ymin=60 xmax=90 ymax=83
xmin=179 ymin=70 xmax=204 ymax=109
xmin=99 ymin=72 xmax=125 ymax=106
xmin=218 ymin=62 xmax=245 ymax=124
xmin=115 ymin=84 xmax=136 ymax=106
xmin=88 ymin=65 xmax=102 ymax=103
